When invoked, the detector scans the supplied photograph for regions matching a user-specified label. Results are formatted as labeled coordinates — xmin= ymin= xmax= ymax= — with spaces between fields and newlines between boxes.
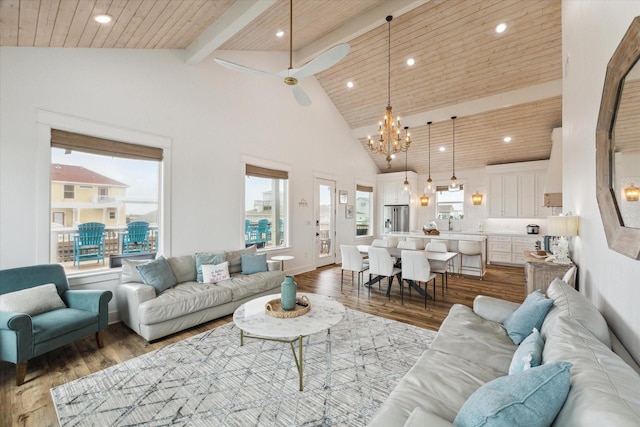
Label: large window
xmin=355 ymin=184 xmax=373 ymax=236
xmin=436 ymin=185 xmax=465 ymax=220
xmin=50 ymin=129 xmax=162 ymax=274
xmin=245 ymin=164 xmax=288 ymax=249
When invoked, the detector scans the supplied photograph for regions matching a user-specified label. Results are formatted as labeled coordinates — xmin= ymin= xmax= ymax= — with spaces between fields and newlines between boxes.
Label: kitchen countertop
xmin=382 ymin=231 xmax=544 ymax=239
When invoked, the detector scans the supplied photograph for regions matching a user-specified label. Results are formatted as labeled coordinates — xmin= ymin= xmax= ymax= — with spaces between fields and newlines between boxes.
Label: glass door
xmin=315 ymin=178 xmax=336 ymax=267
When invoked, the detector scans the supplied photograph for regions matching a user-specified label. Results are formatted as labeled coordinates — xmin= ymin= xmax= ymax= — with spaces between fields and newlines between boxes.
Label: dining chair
xmin=401 ymin=250 xmax=437 ymax=308
xmin=397 ymin=240 xmax=418 ymax=250
xmin=371 ymin=238 xmax=393 ymax=248
xmin=430 ymin=239 xmax=454 ymax=270
xmin=425 ymin=242 xmax=449 ymax=295
xmin=383 ymin=236 xmax=399 ymax=248
xmin=406 ymin=237 xmax=425 ymax=250
xmin=340 ymin=245 xmax=369 ymax=296
xmin=458 ymin=240 xmax=484 ymax=279
xmin=367 ymin=247 xmax=402 ymax=300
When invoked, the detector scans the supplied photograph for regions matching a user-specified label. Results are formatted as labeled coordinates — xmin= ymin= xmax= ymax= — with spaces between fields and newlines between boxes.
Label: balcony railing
xmin=51 ymin=225 xmax=158 ymax=264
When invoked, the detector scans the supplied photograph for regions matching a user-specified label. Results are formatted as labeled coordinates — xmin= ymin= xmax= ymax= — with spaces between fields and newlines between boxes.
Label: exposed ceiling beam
xmin=295 ymin=0 xmax=431 ymax=65
xmin=351 ymin=79 xmax=563 ymax=138
xmin=184 ymin=0 xmax=277 ymax=65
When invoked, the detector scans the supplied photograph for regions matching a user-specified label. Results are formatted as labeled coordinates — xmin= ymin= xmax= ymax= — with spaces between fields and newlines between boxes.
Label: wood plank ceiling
xmin=0 ymin=0 xmax=566 ymax=175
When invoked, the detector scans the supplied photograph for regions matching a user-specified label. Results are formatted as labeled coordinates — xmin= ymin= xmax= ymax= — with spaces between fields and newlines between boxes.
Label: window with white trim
xmin=355 ymin=184 xmax=373 ymax=237
xmin=436 ymin=185 xmax=465 ymax=219
xmin=244 ymin=164 xmax=288 ymax=249
xmin=50 ymin=129 xmax=162 ymax=273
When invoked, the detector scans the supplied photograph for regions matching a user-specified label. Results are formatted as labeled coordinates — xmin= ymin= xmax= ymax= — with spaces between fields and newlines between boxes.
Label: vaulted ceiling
xmin=0 ymin=0 xmax=563 ymax=175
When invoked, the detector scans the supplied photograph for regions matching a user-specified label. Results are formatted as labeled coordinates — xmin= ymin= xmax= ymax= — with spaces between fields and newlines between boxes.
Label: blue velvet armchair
xmin=0 ymin=264 xmax=112 ymax=385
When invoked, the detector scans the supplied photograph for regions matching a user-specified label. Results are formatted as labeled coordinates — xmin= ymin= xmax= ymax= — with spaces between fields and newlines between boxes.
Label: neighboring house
xmin=51 ymin=164 xmax=127 ymax=227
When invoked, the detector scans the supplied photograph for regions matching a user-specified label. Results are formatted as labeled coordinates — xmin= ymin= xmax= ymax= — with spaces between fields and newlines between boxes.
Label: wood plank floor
xmin=0 ymin=263 xmax=525 ymax=427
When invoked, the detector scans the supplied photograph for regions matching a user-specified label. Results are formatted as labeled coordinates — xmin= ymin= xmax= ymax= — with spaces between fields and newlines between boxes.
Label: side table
xmin=524 ymin=251 xmax=576 ymax=295
xmin=271 ymin=255 xmax=294 ymax=272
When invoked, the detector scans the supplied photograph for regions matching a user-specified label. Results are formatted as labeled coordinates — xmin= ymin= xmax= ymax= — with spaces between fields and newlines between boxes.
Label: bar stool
xmin=430 ymin=239 xmax=454 ymax=270
xmin=458 ymin=240 xmax=484 ymax=279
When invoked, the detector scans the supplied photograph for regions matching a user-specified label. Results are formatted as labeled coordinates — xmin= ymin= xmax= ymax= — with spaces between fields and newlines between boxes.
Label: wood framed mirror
xmin=596 ymin=16 xmax=640 ymax=260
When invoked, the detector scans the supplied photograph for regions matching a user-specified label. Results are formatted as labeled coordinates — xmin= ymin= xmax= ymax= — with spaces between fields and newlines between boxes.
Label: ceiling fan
xmin=213 ymin=0 xmax=350 ymax=107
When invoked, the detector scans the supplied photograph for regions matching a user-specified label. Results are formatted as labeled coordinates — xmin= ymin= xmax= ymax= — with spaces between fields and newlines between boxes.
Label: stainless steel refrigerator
xmin=383 ymin=205 xmax=410 ymax=233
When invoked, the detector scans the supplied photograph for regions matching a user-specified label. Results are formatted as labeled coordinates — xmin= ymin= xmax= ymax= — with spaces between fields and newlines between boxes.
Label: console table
xmin=524 ymin=251 xmax=576 ymax=294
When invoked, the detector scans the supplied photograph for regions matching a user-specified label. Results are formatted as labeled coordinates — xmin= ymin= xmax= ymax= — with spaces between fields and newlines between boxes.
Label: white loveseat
xmin=368 ymin=278 xmax=640 ymax=426
xmin=116 ymin=248 xmax=285 ymax=341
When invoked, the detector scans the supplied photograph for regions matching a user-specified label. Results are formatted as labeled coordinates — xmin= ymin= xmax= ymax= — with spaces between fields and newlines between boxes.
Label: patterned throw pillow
xmin=201 ymin=262 xmax=230 ymax=283
xmin=195 ymin=252 xmax=226 ymax=283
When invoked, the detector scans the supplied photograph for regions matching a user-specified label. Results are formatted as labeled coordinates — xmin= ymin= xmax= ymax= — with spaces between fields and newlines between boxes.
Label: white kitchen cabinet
xmin=487 ymin=236 xmax=513 ymax=264
xmin=487 ymin=160 xmax=550 ymax=219
xmin=487 ymin=235 xmax=540 ymax=266
xmin=535 ymin=172 xmax=553 ymax=218
xmin=518 ymin=173 xmax=536 ymax=218
xmin=382 ymin=181 xmax=410 ymax=205
xmin=512 ymin=236 xmax=540 ymax=264
xmin=488 ymin=174 xmax=518 ymax=217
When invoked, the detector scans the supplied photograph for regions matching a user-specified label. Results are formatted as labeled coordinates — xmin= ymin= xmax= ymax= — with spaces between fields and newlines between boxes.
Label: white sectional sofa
xmin=368 ymin=278 xmax=640 ymax=427
xmin=116 ymin=247 xmax=285 ymax=341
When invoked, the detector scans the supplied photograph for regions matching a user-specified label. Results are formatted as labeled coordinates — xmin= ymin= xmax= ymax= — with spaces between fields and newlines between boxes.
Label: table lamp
xmin=547 ymin=214 xmax=579 ymax=264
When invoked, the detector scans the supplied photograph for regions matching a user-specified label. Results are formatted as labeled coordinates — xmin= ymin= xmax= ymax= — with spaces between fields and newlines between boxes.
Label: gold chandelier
xmin=368 ymin=16 xmax=411 ymax=168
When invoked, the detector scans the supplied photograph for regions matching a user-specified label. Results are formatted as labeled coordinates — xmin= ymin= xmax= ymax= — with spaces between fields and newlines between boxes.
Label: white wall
xmin=0 ymin=48 xmax=378 ymax=276
xmin=563 ymin=1 xmax=640 ymax=363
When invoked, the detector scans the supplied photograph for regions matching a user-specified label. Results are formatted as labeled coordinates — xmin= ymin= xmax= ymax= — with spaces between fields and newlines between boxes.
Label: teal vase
xmin=281 ymin=276 xmax=297 ymax=311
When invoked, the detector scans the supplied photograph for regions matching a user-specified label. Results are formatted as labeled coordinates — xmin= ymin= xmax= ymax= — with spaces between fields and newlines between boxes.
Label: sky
xmin=51 ymin=148 xmax=159 ymax=215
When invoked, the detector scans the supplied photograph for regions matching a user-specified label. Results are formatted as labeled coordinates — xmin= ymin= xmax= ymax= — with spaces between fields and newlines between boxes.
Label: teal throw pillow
xmin=136 ymin=256 xmax=177 ymax=294
xmin=241 ymin=253 xmax=268 ymax=274
xmin=503 ymin=290 xmax=553 ymax=344
xmin=454 ymin=361 xmax=572 ymax=427
xmin=195 ymin=252 xmax=226 ymax=283
xmin=508 ymin=328 xmax=544 ymax=375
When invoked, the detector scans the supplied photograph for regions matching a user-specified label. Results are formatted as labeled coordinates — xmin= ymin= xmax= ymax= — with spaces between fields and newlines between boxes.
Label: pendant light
xmin=449 ymin=116 xmax=459 ymax=192
xmin=402 ymin=148 xmax=410 ymax=193
xmin=420 ymin=121 xmax=433 ymax=206
xmin=426 ymin=121 xmax=434 ymax=193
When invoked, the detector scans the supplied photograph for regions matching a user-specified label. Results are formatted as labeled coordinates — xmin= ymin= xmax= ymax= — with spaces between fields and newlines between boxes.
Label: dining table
xmin=356 ymin=245 xmax=458 ymax=301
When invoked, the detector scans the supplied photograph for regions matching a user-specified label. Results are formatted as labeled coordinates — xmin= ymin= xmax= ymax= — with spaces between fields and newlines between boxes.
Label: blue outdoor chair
xmin=122 ymin=221 xmax=150 ymax=254
xmin=258 ymin=218 xmax=272 ymax=245
xmin=73 ymin=222 xmax=106 ymax=268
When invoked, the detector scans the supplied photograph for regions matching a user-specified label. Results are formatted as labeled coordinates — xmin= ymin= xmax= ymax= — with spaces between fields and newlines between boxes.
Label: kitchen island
xmin=381 ymin=231 xmax=487 ymax=277
xmin=381 ymin=230 xmax=542 ymax=274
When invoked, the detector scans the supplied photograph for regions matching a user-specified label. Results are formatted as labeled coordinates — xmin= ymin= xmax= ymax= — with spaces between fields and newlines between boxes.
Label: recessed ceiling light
xmin=346 ymin=81 xmax=354 ymax=88
xmin=407 ymin=58 xmax=415 ymax=66
xmin=496 ymin=23 xmax=507 ymax=33
xmin=94 ymin=14 xmax=112 ymax=24
xmin=439 ymin=146 xmax=446 ymax=152
xmin=503 ymin=136 xmax=512 ymax=143
xmin=276 ymin=30 xmax=285 ymax=38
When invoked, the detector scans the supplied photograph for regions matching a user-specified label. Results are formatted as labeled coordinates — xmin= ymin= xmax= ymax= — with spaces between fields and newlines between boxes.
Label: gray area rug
xmin=51 ymin=309 xmax=437 ymax=426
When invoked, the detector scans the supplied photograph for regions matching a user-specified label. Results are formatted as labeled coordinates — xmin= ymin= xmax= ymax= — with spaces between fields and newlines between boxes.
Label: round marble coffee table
xmin=233 ymin=293 xmax=345 ymax=391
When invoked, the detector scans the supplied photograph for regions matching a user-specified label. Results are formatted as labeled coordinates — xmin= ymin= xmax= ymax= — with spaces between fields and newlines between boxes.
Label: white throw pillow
xmin=121 ymin=259 xmax=152 ymax=283
xmin=0 ymin=283 xmax=66 ymax=316
xmin=201 ymin=262 xmax=230 ymax=283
